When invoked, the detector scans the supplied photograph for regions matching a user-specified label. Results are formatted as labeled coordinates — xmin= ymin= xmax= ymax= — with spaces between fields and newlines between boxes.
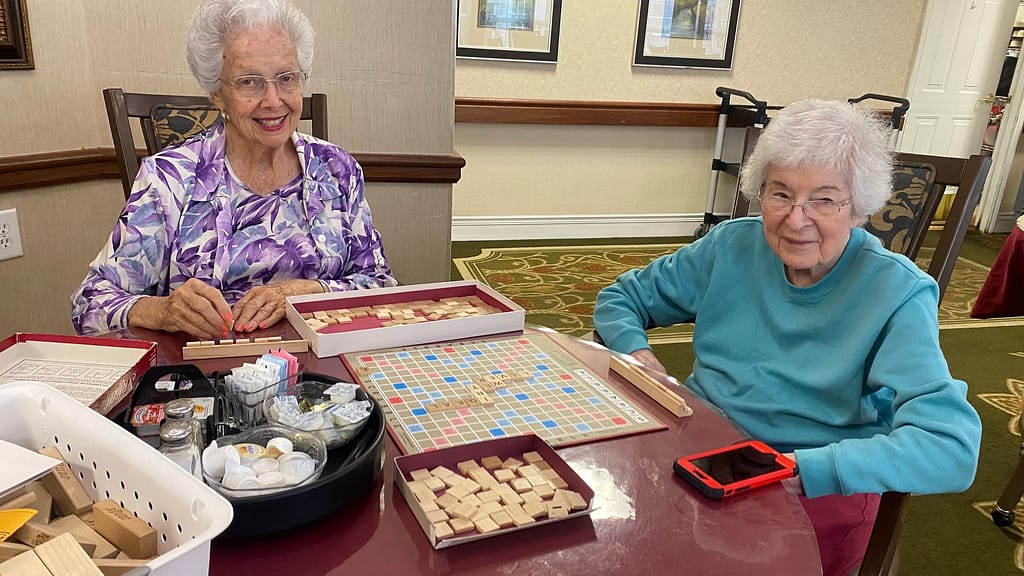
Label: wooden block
xmin=38 ymin=446 xmax=93 ymax=516
xmin=312 ymin=311 xmax=329 ymax=320
xmin=467 ymin=467 xmax=496 ymax=486
xmin=0 ymin=542 xmax=30 ymax=563
xmin=434 ymin=493 xmax=459 ymax=510
xmin=448 ymin=501 xmax=478 ymax=520
xmin=526 ymin=475 xmax=550 ymax=488
xmin=489 ymin=510 xmax=514 ymax=528
xmin=0 ymin=490 xmax=36 ymax=510
xmin=608 ymin=355 xmax=692 ymax=417
xmin=456 ymin=478 xmax=481 ymax=495
xmin=511 ymin=514 xmax=535 ymax=527
xmin=509 ymin=478 xmax=532 ymax=493
xmin=480 ymin=456 xmax=503 ymax=470
xmin=409 ymin=468 xmax=432 ymax=482
xmin=429 ymin=465 xmax=457 ymax=479
xmin=521 ymin=451 xmax=544 ymax=464
xmin=493 ymin=469 xmax=516 ymax=483
xmin=473 ymin=516 xmax=500 ymax=534
xmin=449 ymin=517 xmax=475 ymax=534
xmin=182 ymin=338 xmax=308 ymax=360
xmin=0 ymin=550 xmax=50 ymax=576
xmin=91 ymin=558 xmax=149 ymax=576
xmin=541 ymin=469 xmax=569 ymax=489
xmin=445 ymin=484 xmax=470 ymax=501
xmin=516 ymin=464 xmax=540 ymax=478
xmin=419 ymin=499 xmax=439 ymax=513
xmin=547 ymin=502 xmax=570 ymax=519
xmin=335 ymin=316 xmax=353 ymax=324
xmin=459 ymin=493 xmax=483 ymax=508
xmin=521 ymin=490 xmax=542 ymax=505
xmin=501 ymin=457 xmax=524 ymax=470
xmin=33 ymin=532 xmax=105 ymax=576
xmin=12 ymin=519 xmax=62 ymax=548
xmin=456 ymin=460 xmax=480 ymax=474
xmin=91 ymin=500 xmax=156 ymax=560
xmin=532 ymin=459 xmax=553 ymax=471
xmin=523 ymin=500 xmax=547 ymax=519
xmin=50 ymin=514 xmax=118 ymax=559
xmin=533 ymin=483 xmax=555 ymax=499
xmin=431 ymin=521 xmax=454 ymax=541
xmin=412 ymin=489 xmax=436 ymax=504
xmin=479 ymin=500 xmax=503 ymax=515
xmin=424 ymin=509 xmax=449 ymax=524
xmin=423 ymin=477 xmax=445 ymax=492
xmin=503 ymin=502 xmax=527 ymax=518
xmin=299 ymin=312 xmax=315 ymax=319
xmin=477 ymin=490 xmax=501 ymax=504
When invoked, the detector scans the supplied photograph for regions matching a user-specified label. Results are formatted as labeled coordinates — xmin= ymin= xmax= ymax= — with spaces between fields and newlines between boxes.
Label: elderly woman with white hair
xmin=594 ymin=100 xmax=981 ymax=576
xmin=72 ymin=0 xmax=395 ymax=339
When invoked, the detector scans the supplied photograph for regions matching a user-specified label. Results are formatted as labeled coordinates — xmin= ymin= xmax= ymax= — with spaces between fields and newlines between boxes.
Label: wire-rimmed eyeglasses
xmin=758 ymin=193 xmax=853 ymax=219
xmin=221 ymin=70 xmax=307 ymax=97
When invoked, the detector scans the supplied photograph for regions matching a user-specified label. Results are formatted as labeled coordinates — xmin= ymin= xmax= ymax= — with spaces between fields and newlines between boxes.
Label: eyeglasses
xmin=221 ymin=70 xmax=307 ymax=97
xmin=758 ymin=193 xmax=852 ymax=219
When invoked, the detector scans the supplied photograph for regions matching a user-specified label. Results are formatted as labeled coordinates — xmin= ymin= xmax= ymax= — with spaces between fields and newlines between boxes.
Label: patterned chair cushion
xmin=150 ymin=104 xmax=222 ymax=151
xmin=864 ymin=162 xmax=937 ymax=254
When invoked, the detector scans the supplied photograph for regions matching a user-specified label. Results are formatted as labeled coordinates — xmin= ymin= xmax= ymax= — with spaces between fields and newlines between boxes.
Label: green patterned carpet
xmin=452 ymin=231 xmax=1024 ymax=575
xmin=453 ymin=239 xmax=1017 ymax=344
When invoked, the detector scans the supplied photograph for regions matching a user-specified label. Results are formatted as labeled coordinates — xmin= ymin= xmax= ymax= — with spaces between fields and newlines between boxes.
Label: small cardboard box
xmin=0 ymin=333 xmax=157 ymax=417
xmin=286 ymin=280 xmax=525 ymax=358
xmin=394 ymin=434 xmax=594 ymax=549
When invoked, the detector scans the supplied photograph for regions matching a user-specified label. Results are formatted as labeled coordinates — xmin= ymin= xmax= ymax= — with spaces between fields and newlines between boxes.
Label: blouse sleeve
xmin=71 ymin=160 xmax=175 ymax=335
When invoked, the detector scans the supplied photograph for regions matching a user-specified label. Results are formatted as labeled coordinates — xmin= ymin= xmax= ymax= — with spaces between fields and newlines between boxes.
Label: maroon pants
xmin=799 ymin=492 xmax=881 ymax=576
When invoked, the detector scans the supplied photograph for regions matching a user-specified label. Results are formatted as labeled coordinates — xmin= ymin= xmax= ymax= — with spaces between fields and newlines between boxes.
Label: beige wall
xmin=0 ymin=0 xmax=455 ymax=336
xmin=453 ymin=0 xmax=928 ymax=237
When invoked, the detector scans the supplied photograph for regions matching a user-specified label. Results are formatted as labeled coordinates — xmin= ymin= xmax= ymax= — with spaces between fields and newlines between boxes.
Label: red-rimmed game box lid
xmin=394 ymin=434 xmax=595 ymax=550
xmin=285 ymin=280 xmax=525 ymax=358
xmin=0 ymin=333 xmax=157 ymax=417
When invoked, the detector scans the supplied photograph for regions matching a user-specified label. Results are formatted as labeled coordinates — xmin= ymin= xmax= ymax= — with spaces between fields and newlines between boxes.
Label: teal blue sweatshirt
xmin=594 ymin=217 xmax=981 ymax=498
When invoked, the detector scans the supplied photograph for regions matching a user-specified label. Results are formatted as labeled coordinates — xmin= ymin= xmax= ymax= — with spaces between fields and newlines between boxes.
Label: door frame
xmin=980 ymin=46 xmax=1024 ymax=232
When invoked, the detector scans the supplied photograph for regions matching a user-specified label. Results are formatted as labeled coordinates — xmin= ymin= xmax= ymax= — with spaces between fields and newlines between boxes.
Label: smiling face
xmin=210 ymin=25 xmax=302 ymax=157
xmin=760 ymin=164 xmax=859 ymax=287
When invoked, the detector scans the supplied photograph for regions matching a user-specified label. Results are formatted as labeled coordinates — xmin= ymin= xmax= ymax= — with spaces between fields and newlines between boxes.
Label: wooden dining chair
xmin=857 ymin=151 xmax=991 ymax=576
xmin=103 ymin=88 xmax=328 ymax=200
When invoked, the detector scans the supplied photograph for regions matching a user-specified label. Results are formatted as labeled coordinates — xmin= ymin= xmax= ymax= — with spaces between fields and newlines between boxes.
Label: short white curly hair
xmin=739 ymin=99 xmax=894 ymax=220
xmin=186 ymin=0 xmax=314 ymax=94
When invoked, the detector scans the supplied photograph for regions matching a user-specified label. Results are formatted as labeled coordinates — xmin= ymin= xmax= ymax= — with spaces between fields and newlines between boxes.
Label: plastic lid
xmin=165 ymin=398 xmax=196 ymax=420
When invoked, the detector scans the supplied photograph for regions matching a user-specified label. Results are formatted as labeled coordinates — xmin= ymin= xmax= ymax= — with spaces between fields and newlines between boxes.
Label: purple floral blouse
xmin=72 ymin=123 xmax=396 ymax=335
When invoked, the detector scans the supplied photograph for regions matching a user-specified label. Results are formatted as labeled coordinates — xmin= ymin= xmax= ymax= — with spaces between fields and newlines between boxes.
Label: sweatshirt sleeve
xmin=593 ymin=224 xmax=720 ymax=354
xmin=794 ymin=278 xmax=982 ymax=497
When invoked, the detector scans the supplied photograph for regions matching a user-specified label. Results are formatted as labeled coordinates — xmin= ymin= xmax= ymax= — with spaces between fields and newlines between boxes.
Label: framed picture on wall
xmin=0 ymin=0 xmax=33 ymax=70
xmin=633 ymin=0 xmax=741 ymax=69
xmin=456 ymin=0 xmax=562 ymax=63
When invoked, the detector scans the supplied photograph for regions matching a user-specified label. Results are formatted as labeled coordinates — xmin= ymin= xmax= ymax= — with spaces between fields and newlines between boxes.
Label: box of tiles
xmin=394 ymin=434 xmax=594 ymax=549
xmin=285 ymin=280 xmax=525 ymax=357
xmin=0 ymin=333 xmax=157 ymax=417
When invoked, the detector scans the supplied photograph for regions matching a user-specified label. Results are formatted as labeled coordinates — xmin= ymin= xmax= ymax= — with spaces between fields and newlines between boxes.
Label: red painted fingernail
xmin=224 ymin=313 xmax=233 ymax=323
xmin=220 ymin=324 xmax=228 ymax=332
xmin=259 ymin=321 xmax=267 ymax=329
xmin=247 ymin=323 xmax=255 ymax=331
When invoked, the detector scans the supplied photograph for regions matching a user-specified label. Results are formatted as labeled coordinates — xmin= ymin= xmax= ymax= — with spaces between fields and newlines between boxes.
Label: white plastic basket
xmin=0 ymin=382 xmax=233 ymax=575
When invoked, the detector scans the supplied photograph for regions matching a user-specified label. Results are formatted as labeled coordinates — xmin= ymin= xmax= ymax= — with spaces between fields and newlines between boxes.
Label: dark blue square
xmin=535 ymin=364 xmax=550 ymax=371
xmin=471 ymin=350 xmax=484 ymax=355
xmin=514 ymin=393 xmax=530 ymax=401
xmin=541 ymin=420 xmax=558 ymax=429
xmin=411 ymin=408 xmax=428 ymax=416
xmin=489 ymin=428 xmax=507 ymax=437
xmin=443 ymin=376 xmax=458 ymax=383
xmin=393 ymin=382 xmax=408 ymax=390
xmin=424 ymin=354 xmax=438 ymax=361
xmin=561 ymin=386 xmax=577 ymax=394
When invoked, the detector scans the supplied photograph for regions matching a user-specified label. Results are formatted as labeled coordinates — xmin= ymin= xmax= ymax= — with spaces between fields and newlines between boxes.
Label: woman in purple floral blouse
xmin=72 ymin=0 xmax=396 ymax=340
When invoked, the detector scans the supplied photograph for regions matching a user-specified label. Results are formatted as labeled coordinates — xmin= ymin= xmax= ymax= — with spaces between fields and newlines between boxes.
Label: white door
xmin=900 ymin=0 xmax=1017 ymax=157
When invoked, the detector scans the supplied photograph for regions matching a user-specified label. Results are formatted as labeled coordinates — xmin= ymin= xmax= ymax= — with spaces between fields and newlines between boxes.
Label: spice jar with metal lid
xmin=158 ymin=421 xmax=201 ymax=478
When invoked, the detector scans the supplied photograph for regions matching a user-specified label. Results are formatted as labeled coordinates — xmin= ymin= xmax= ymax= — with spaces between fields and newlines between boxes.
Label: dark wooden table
xmin=123 ymin=325 xmax=821 ymax=576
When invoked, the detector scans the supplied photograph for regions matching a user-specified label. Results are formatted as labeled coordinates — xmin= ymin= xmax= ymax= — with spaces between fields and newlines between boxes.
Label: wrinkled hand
xmin=232 ymin=279 xmax=322 ymax=333
xmin=630 ymin=348 xmax=667 ymax=374
xmin=129 ymin=278 xmax=232 ymax=340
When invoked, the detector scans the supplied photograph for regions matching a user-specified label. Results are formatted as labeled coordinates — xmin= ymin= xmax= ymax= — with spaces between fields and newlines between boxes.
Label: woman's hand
xmin=232 ymin=279 xmax=323 ymax=332
xmin=128 ymin=278 xmax=232 ymax=340
xmin=630 ymin=348 xmax=668 ymax=374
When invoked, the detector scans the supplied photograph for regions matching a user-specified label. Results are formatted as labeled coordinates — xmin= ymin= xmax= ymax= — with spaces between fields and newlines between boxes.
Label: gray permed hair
xmin=186 ymin=0 xmax=315 ymax=94
xmin=739 ymin=99 xmax=894 ymax=220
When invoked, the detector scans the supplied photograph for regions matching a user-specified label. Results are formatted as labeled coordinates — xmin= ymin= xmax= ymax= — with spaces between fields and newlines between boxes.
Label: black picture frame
xmin=0 ymin=0 xmax=33 ymax=70
xmin=633 ymin=0 xmax=741 ymax=69
xmin=456 ymin=0 xmax=562 ymax=63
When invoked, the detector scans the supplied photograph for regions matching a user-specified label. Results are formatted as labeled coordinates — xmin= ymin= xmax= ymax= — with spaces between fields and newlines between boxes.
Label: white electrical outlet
xmin=0 ymin=209 xmax=24 ymax=261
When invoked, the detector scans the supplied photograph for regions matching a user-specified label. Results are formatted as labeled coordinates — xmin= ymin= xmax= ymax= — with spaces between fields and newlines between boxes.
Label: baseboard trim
xmin=451 ymin=214 xmax=704 ymax=241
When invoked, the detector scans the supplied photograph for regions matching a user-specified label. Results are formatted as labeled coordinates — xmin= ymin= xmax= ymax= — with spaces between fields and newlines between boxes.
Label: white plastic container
xmin=0 ymin=381 xmax=233 ymax=575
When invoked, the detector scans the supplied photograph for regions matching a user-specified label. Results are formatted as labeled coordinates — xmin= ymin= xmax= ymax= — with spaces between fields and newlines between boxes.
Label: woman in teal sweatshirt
xmin=594 ymin=99 xmax=981 ymax=576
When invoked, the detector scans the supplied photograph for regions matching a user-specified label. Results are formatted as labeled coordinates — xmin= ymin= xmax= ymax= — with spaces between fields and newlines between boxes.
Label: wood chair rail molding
xmin=455 ymin=97 xmax=734 ymax=127
xmin=0 ymin=148 xmax=465 ymax=193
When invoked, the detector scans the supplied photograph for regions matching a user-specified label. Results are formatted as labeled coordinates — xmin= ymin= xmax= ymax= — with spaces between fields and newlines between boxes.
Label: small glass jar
xmin=159 ymin=421 xmax=201 ymax=478
xmin=164 ymin=398 xmax=205 ymax=448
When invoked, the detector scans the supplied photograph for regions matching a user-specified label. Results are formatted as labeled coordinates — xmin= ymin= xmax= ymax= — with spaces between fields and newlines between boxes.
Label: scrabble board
xmin=341 ymin=333 xmax=665 ymax=454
